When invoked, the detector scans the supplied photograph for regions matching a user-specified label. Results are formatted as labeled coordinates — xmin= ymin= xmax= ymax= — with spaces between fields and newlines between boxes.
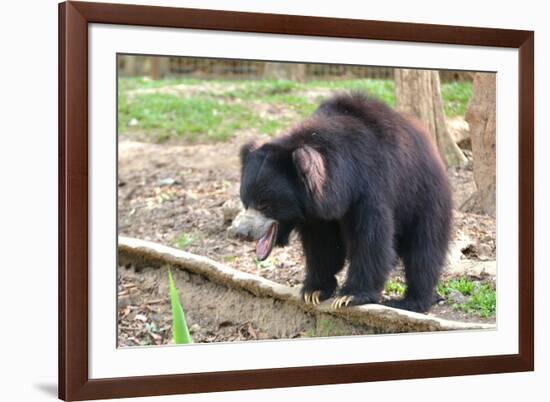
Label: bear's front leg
xmin=299 ymin=221 xmax=346 ymax=306
xmin=332 ymin=205 xmax=396 ymax=308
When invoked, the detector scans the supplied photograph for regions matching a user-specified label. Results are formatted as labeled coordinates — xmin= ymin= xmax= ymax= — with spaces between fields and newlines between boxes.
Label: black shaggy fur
xmin=239 ymin=92 xmax=452 ymax=313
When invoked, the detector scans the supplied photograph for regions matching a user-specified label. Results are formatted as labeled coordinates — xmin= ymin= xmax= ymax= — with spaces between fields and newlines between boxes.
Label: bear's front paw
xmin=331 ymin=295 xmax=354 ymax=308
xmin=301 ymin=288 xmax=334 ymax=306
xmin=303 ymin=290 xmax=322 ymax=305
xmin=331 ymin=292 xmax=380 ymax=309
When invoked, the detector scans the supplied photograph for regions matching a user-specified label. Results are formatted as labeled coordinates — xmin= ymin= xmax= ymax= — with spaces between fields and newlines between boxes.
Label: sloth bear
xmin=237 ymin=92 xmax=452 ymax=313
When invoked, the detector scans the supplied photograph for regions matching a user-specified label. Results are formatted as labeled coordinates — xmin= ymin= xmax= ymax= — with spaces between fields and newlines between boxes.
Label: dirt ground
xmin=118 ymin=262 xmax=390 ymax=348
xmin=118 ymin=265 xmax=277 ymax=347
xmin=117 ymin=124 xmax=497 ymax=347
xmin=118 ymin=263 xmax=494 ymax=347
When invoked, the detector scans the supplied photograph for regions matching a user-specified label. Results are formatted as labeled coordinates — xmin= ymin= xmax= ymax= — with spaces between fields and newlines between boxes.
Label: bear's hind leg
xmin=387 ymin=218 xmax=450 ymax=313
xmin=299 ymin=221 xmax=346 ymax=305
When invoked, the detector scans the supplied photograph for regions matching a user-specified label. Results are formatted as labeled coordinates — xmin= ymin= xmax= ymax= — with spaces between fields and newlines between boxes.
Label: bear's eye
xmin=256 ymin=201 xmax=269 ymax=212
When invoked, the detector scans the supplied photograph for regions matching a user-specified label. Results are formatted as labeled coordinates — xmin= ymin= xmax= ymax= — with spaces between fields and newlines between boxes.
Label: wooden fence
xmin=118 ymin=55 xmax=472 ymax=82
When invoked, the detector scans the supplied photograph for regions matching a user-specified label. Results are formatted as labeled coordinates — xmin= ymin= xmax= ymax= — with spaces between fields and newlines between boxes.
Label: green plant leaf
xmin=174 ymin=233 xmax=196 ymax=249
xmin=168 ymin=269 xmax=193 ymax=344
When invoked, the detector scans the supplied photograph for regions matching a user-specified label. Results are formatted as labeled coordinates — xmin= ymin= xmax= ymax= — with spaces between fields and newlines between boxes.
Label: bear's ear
xmin=292 ymin=145 xmax=326 ymax=199
xmin=240 ymin=140 xmax=262 ymax=164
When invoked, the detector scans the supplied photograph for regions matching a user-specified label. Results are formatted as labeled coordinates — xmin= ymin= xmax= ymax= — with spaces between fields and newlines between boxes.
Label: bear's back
xmin=314 ymin=92 xmax=400 ymax=134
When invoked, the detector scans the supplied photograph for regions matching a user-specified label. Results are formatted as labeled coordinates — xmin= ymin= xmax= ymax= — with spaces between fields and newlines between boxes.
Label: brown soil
xmin=117 ymin=261 xmax=494 ymax=347
xmin=118 ymin=264 xmax=285 ymax=347
xmin=118 ymin=264 xmax=382 ymax=347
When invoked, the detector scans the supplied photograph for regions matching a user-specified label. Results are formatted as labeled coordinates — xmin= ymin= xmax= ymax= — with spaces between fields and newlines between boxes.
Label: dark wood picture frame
xmin=59 ymin=1 xmax=534 ymax=400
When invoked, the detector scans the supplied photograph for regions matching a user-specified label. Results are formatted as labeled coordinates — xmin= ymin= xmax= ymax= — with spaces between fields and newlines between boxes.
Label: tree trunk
xmin=150 ymin=57 xmax=170 ymax=80
xmin=462 ymin=73 xmax=496 ymax=216
xmin=394 ymin=69 xmax=467 ymax=167
xmin=263 ymin=62 xmax=306 ymax=82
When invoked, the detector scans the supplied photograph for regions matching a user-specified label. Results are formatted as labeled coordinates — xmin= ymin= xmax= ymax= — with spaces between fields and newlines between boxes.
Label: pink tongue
xmin=256 ymin=225 xmax=274 ymax=260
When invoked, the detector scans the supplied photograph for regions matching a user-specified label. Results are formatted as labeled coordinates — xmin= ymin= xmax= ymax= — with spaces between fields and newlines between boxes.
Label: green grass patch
xmin=438 ymin=277 xmax=475 ymax=297
xmin=304 ymin=317 xmax=348 ymax=338
xmin=254 ymin=257 xmax=275 ymax=269
xmin=222 ymin=255 xmax=238 ymax=263
xmin=118 ymin=93 xmax=253 ymax=142
xmin=384 ymin=279 xmax=406 ymax=296
xmin=259 ymin=119 xmax=287 ymax=136
xmin=230 ymin=79 xmax=299 ymax=99
xmin=174 ymin=232 xmax=198 ymax=250
xmin=314 ymin=318 xmax=338 ymax=337
xmin=118 ymin=77 xmax=472 ymax=143
xmin=438 ymin=276 xmax=496 ymax=318
xmin=441 ymin=81 xmax=472 ymax=117
xmin=463 ymin=286 xmax=496 ymax=317
xmin=305 ymin=79 xmax=396 ymax=106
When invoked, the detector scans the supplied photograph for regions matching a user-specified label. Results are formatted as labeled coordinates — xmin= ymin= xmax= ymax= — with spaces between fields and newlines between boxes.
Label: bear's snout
xmin=228 ymin=208 xmax=276 ymax=241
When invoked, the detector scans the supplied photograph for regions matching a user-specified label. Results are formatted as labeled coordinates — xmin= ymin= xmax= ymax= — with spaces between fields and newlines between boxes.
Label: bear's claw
xmin=331 ymin=295 xmax=354 ymax=309
xmin=303 ymin=290 xmax=321 ymax=305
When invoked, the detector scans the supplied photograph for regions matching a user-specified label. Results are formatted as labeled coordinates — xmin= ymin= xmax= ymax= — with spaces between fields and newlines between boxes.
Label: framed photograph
xmin=59 ymin=1 xmax=534 ymax=400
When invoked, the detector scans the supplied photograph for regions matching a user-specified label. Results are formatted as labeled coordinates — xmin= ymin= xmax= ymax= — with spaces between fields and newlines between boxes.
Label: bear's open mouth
xmin=255 ymin=222 xmax=278 ymax=261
